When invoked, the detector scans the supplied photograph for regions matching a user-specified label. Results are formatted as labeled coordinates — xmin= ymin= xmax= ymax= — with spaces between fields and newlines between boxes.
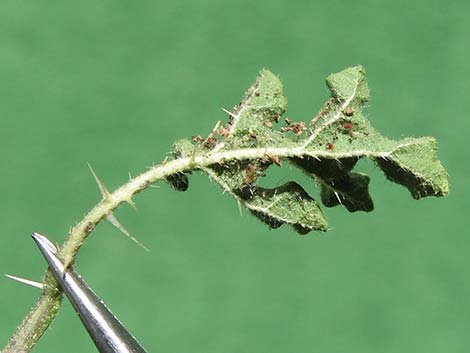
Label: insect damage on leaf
xmin=169 ymin=66 xmax=449 ymax=234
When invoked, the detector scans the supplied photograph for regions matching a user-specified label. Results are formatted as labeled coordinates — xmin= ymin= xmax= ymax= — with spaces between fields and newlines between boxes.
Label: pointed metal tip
xmin=31 ymin=232 xmax=66 ymax=280
xmin=5 ymin=274 xmax=43 ymax=289
xmin=32 ymin=233 xmax=58 ymax=254
xmin=32 ymin=232 xmax=58 ymax=255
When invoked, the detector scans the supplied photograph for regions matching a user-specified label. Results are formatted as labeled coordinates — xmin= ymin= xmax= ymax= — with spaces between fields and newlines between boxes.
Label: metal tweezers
xmin=32 ymin=232 xmax=148 ymax=353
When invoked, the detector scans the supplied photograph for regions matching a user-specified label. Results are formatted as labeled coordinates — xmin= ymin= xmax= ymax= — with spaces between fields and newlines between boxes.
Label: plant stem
xmin=2 ymin=144 xmax=388 ymax=352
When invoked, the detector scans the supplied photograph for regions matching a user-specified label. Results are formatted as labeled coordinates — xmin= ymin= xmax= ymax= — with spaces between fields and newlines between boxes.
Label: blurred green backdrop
xmin=0 ymin=1 xmax=467 ymax=352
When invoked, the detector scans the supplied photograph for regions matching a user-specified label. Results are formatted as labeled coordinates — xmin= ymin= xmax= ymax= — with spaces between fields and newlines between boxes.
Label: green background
xmin=0 ymin=1 xmax=467 ymax=352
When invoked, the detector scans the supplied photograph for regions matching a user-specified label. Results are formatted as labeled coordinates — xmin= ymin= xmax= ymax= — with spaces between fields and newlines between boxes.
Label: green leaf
xmin=202 ymin=162 xmax=328 ymax=233
xmin=247 ymin=182 xmax=328 ymax=234
xmin=171 ymin=66 xmax=449 ymax=234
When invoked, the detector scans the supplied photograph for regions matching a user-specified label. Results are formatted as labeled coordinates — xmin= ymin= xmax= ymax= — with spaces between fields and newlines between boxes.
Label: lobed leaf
xmin=170 ymin=66 xmax=449 ymax=234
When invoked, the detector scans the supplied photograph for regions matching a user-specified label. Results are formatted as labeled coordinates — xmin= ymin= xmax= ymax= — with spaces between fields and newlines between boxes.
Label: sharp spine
xmin=5 ymin=274 xmax=43 ymax=289
xmin=106 ymin=213 xmax=149 ymax=252
xmin=88 ymin=163 xmax=111 ymax=200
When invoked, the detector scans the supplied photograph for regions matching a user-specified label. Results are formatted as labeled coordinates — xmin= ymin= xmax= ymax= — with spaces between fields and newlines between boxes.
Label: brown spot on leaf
xmin=282 ymin=118 xmax=306 ymax=135
xmin=244 ymin=163 xmax=257 ymax=184
xmin=192 ymin=135 xmax=204 ymax=143
xmin=249 ymin=130 xmax=257 ymax=140
xmin=204 ymin=136 xmax=218 ymax=149
xmin=218 ymin=126 xmax=230 ymax=138
xmin=266 ymin=154 xmax=282 ymax=166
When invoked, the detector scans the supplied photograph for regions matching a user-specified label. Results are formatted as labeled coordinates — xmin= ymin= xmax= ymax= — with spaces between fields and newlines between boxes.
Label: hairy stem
xmin=3 ymin=273 xmax=62 ymax=353
xmin=3 ymin=145 xmax=327 ymax=352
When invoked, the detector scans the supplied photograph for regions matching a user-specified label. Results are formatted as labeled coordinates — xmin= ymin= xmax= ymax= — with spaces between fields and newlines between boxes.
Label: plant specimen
xmin=2 ymin=66 xmax=449 ymax=352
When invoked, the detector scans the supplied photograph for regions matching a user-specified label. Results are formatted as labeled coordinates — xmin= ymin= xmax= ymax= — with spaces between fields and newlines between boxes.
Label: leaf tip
xmin=326 ymin=65 xmax=369 ymax=103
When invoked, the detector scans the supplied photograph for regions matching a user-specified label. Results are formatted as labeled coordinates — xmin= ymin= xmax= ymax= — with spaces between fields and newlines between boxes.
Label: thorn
xmin=106 ymin=213 xmax=149 ymax=252
xmin=88 ymin=163 xmax=110 ymax=200
xmin=221 ymin=107 xmax=236 ymax=119
xmin=125 ymin=196 xmax=137 ymax=211
xmin=5 ymin=274 xmax=43 ymax=289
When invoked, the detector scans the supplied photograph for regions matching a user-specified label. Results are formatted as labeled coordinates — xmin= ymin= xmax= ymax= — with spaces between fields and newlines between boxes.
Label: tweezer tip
xmin=32 ymin=232 xmax=58 ymax=255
